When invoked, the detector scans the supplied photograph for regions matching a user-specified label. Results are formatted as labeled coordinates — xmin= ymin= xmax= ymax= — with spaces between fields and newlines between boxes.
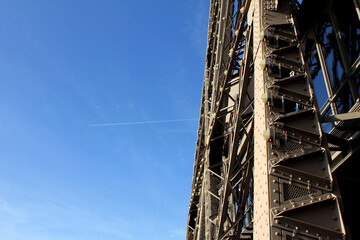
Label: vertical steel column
xmin=315 ymin=39 xmax=338 ymax=115
xmin=187 ymin=1 xmax=352 ymax=239
xmin=186 ymin=1 xmax=221 ymax=239
xmin=259 ymin=0 xmax=346 ymax=239
xmin=252 ymin=0 xmax=271 ymax=239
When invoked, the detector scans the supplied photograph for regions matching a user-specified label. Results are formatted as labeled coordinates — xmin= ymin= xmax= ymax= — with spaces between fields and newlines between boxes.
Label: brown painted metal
xmin=186 ymin=0 xmax=359 ymax=239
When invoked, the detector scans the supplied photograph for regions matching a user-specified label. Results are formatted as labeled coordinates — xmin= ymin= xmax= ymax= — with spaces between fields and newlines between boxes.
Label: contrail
xmin=88 ymin=118 xmax=198 ymax=127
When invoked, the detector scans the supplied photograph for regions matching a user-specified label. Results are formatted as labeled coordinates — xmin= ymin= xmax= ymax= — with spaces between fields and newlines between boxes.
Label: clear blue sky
xmin=0 ymin=1 xmax=209 ymax=239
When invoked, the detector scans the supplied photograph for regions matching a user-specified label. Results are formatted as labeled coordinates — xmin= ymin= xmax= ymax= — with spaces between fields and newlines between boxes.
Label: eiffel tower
xmin=186 ymin=0 xmax=360 ymax=239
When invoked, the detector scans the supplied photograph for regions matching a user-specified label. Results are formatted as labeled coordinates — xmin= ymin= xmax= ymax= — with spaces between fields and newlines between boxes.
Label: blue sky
xmin=0 ymin=1 xmax=209 ymax=239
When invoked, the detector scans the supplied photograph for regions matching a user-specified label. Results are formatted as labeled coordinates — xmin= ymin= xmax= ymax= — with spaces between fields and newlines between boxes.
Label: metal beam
xmin=186 ymin=0 xmax=357 ymax=239
xmin=322 ymin=112 xmax=360 ymax=122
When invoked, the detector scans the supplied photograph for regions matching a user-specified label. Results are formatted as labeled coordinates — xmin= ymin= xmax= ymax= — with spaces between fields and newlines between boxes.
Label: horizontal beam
xmin=322 ymin=112 xmax=360 ymax=122
xmin=331 ymin=144 xmax=360 ymax=172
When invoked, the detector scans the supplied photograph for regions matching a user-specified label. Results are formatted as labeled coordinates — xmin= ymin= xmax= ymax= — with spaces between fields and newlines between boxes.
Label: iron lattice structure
xmin=186 ymin=0 xmax=360 ymax=239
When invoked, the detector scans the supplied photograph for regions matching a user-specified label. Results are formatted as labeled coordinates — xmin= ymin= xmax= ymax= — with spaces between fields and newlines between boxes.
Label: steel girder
xmin=186 ymin=0 xmax=359 ymax=239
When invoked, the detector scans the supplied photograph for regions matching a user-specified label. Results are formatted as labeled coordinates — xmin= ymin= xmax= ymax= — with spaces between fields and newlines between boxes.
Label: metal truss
xmin=186 ymin=0 xmax=359 ymax=239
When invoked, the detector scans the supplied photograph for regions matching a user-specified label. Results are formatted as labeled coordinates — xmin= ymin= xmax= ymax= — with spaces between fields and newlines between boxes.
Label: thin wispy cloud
xmin=89 ymin=118 xmax=197 ymax=127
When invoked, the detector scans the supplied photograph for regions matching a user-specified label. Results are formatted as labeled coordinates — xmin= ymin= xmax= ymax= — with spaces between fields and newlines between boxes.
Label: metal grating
xmin=286 ymin=236 xmax=303 ymax=240
xmin=285 ymin=141 xmax=303 ymax=152
xmin=283 ymin=183 xmax=313 ymax=201
xmin=329 ymin=101 xmax=360 ymax=140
